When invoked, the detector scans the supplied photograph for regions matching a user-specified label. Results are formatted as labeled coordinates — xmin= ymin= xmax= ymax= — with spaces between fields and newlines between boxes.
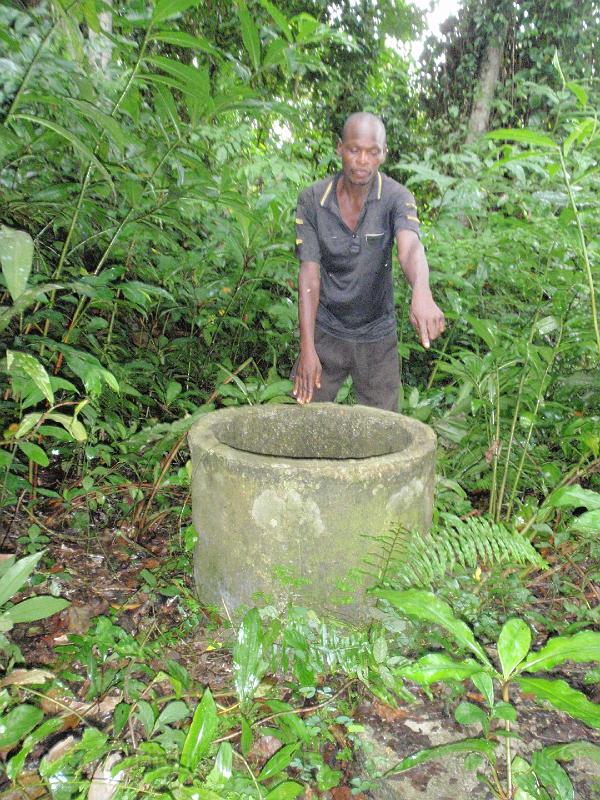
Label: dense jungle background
xmin=1 ymin=1 xmax=600 ymax=798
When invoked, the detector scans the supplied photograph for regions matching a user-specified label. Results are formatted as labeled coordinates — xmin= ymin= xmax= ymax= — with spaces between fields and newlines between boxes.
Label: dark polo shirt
xmin=295 ymin=171 xmax=420 ymax=342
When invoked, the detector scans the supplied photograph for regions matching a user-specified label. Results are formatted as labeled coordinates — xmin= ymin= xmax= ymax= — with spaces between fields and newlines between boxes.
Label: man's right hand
xmin=293 ymin=347 xmax=322 ymax=404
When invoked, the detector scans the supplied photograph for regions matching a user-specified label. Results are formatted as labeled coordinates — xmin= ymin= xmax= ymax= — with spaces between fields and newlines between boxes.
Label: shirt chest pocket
xmin=365 ymin=232 xmax=386 ymax=245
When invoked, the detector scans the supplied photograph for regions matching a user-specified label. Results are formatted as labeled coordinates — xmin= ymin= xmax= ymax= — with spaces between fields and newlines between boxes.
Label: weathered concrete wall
xmin=189 ymin=403 xmax=436 ymax=621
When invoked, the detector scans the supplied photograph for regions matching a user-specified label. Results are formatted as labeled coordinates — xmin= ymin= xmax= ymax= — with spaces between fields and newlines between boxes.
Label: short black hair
xmin=341 ymin=112 xmax=386 ymax=144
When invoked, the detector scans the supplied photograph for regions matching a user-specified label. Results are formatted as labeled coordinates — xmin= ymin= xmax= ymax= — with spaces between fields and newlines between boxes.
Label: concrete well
xmin=189 ymin=403 xmax=436 ymax=621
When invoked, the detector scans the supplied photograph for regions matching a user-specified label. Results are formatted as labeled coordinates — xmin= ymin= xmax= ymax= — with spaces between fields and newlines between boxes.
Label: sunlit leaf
xmin=487 ymin=128 xmax=556 ymax=149
xmin=547 ymin=484 xmax=600 ymax=511
xmin=385 ymin=738 xmax=496 ymax=775
xmin=0 ymin=705 xmax=43 ymax=749
xmin=6 ymin=350 xmax=54 ymax=404
xmin=519 ymin=631 xmax=600 ymax=674
xmin=7 ymin=596 xmax=70 ymax=624
xmin=237 ymin=0 xmax=261 ymax=69
xmin=498 ymin=618 xmax=531 ymax=678
xmin=0 ymin=551 xmax=43 ymax=608
xmin=517 ymin=677 xmax=600 ymax=729
xmin=152 ymin=0 xmax=202 ymax=23
xmin=17 ymin=441 xmax=49 ymax=467
xmin=258 ymin=743 xmax=299 ymax=782
xmin=181 ymin=687 xmax=218 ymax=769
xmin=372 ymin=589 xmax=491 ymax=666
xmin=0 ymin=226 xmax=33 ymax=301
xmin=13 ymin=114 xmax=115 ymax=189
xmin=233 ymin=608 xmax=266 ymax=705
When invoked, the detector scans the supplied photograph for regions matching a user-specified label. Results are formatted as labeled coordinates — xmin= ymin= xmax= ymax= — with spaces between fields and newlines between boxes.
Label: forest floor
xmin=2 ymin=500 xmax=600 ymax=799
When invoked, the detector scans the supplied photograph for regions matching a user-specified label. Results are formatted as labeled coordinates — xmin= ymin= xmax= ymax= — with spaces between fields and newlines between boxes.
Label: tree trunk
xmin=466 ymin=17 xmax=509 ymax=144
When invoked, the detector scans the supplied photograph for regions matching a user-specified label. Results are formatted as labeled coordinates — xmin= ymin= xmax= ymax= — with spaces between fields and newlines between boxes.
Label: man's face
xmin=337 ymin=121 xmax=386 ymax=187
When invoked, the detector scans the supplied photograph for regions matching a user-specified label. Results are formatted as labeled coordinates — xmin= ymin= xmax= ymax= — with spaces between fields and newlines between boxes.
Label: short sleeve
xmin=295 ymin=192 xmax=321 ymax=263
xmin=392 ymin=189 xmax=421 ymax=238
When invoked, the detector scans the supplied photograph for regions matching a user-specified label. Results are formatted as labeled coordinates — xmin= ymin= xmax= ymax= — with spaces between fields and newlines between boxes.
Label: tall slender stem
xmin=558 ymin=148 xmax=600 ymax=356
xmin=2 ymin=1 xmax=79 ymax=125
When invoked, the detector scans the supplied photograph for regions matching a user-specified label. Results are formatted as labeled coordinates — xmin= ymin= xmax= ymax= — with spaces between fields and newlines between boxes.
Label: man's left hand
xmin=410 ymin=289 xmax=445 ymax=349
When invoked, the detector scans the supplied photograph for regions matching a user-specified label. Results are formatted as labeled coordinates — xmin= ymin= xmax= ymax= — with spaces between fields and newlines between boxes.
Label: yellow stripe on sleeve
xmin=296 ymin=238 xmax=303 ymax=245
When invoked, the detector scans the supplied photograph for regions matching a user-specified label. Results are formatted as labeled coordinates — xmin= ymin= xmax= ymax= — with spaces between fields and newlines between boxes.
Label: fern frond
xmin=367 ymin=513 xmax=546 ymax=589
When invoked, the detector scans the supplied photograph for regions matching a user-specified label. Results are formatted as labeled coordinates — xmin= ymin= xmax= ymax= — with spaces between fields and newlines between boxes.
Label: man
xmin=292 ymin=112 xmax=445 ymax=411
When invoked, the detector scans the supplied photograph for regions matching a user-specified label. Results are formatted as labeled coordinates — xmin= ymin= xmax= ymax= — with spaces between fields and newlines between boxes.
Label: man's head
xmin=337 ymin=112 xmax=387 ymax=187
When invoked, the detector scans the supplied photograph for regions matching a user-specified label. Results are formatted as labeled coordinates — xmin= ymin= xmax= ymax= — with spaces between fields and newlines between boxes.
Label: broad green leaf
xmin=6 ymin=350 xmax=54 ymax=404
xmin=0 ymin=556 xmax=16 ymax=579
xmin=544 ymin=741 xmax=600 ymax=766
xmin=258 ymin=379 xmax=293 ymax=403
xmin=385 ymin=738 xmax=496 ymax=775
xmin=241 ymin=715 xmax=252 ymax=755
xmin=570 ymin=510 xmax=600 ymax=534
xmin=17 ymin=442 xmax=49 ymax=467
xmin=233 ymin=608 xmax=266 ymax=705
xmin=166 ymin=381 xmax=182 ymax=404
xmin=0 ymin=704 xmax=43 ymax=748
xmin=150 ymin=30 xmax=221 ymax=58
xmin=259 ymin=0 xmax=292 ymax=41
xmin=491 ymin=702 xmax=517 ymax=722
xmin=531 ymin=750 xmax=573 ymax=800
xmin=471 ymin=672 xmax=494 ymax=707
xmin=547 ymin=484 xmax=600 ymax=511
xmin=0 ymin=226 xmax=33 ymax=301
xmin=565 ymin=81 xmax=588 ymax=107
xmin=136 ymin=700 xmax=155 ymax=738
xmin=265 ymin=782 xmax=304 ymax=800
xmin=6 ymin=717 xmax=64 ymax=781
xmin=24 ymin=94 xmax=131 ymax=149
xmin=517 ymin=677 xmax=600 ymax=729
xmin=181 ymin=687 xmax=218 ymax=770
xmin=454 ymin=701 xmax=488 ymax=728
xmin=0 ymin=282 xmax=62 ymax=332
xmin=487 ymin=128 xmax=557 ymax=149
xmin=15 ymin=412 xmax=43 ymax=439
xmin=0 ymin=552 xmax=43 ymax=608
xmin=206 ymin=742 xmax=233 ymax=788
xmin=498 ymin=618 xmax=531 ymax=678
xmin=13 ymin=114 xmax=114 ymax=190
xmin=466 ymin=315 xmax=498 ymax=350
xmin=143 ymin=57 xmax=211 ymax=109
xmin=372 ymin=589 xmax=490 ymax=665
xmin=155 ymin=700 xmax=189 ymax=730
xmin=152 ymin=0 xmax=202 ymax=23
xmin=258 ymin=743 xmax=299 ymax=782
xmin=520 ymin=631 xmax=600 ymax=674
xmin=7 ymin=596 xmax=69 ymax=624
xmin=237 ymin=0 xmax=261 ymax=69
xmin=399 ymin=653 xmax=481 ymax=686
xmin=46 ymin=413 xmax=87 ymax=442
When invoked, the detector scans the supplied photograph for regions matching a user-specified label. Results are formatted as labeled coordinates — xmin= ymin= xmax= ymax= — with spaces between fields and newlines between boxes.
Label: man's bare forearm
xmin=298 ymin=260 xmax=320 ymax=350
xmin=397 ymin=234 xmax=431 ymax=295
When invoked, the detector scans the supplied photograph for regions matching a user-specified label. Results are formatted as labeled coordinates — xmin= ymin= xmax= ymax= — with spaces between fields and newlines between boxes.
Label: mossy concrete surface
xmin=189 ymin=403 xmax=436 ymax=621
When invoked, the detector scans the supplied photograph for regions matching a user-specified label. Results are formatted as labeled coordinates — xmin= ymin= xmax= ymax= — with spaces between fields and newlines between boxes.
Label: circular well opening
xmin=213 ymin=404 xmax=412 ymax=460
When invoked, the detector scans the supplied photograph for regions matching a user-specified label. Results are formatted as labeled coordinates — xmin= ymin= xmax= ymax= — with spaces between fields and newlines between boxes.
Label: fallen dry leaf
xmin=88 ymin=753 xmax=123 ymax=800
xmin=44 ymin=735 xmax=78 ymax=763
xmin=248 ymin=735 xmax=283 ymax=765
xmin=0 ymin=668 xmax=55 ymax=687
xmin=371 ymin=700 xmax=409 ymax=723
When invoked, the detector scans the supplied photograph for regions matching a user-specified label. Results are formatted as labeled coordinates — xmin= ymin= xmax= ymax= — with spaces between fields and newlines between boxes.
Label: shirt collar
xmin=319 ymin=171 xmax=383 ymax=208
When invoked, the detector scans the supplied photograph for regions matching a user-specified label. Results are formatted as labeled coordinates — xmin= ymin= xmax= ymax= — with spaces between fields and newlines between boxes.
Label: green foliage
xmin=376 ymin=594 xmax=600 ymax=798
xmin=0 ymin=551 xmax=69 ymax=665
xmin=366 ymin=514 xmax=545 ymax=589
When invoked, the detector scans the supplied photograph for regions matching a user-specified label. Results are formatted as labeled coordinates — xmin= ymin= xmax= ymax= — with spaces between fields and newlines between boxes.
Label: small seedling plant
xmin=371 ymin=588 xmax=600 ymax=800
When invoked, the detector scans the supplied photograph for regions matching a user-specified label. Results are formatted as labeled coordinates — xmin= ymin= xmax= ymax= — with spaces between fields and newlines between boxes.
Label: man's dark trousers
xmin=293 ymin=326 xmax=400 ymax=412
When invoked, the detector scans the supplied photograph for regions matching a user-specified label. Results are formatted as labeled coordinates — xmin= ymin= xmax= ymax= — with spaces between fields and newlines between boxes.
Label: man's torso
xmin=295 ymin=172 xmax=419 ymax=342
